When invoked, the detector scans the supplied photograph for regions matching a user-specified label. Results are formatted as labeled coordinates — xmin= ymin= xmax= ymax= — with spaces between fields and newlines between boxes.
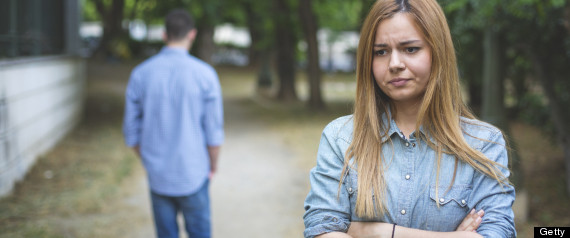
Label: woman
xmin=303 ymin=0 xmax=516 ymax=237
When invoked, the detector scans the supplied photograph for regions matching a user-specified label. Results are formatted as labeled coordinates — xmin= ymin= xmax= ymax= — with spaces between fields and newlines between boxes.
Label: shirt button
xmin=405 ymin=175 xmax=410 ymax=180
xmin=348 ymin=187 xmax=352 ymax=193
xmin=401 ymin=209 xmax=406 ymax=215
xmin=405 ymin=142 xmax=410 ymax=147
xmin=439 ymin=198 xmax=445 ymax=203
xmin=461 ymin=200 xmax=466 ymax=205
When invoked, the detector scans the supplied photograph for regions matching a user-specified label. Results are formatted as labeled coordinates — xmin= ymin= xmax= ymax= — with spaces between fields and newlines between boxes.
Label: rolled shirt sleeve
xmin=304 ymin=119 xmax=352 ymax=238
xmin=123 ymin=70 xmax=143 ymax=147
xmin=201 ymin=67 xmax=224 ymax=146
xmin=471 ymin=130 xmax=516 ymax=238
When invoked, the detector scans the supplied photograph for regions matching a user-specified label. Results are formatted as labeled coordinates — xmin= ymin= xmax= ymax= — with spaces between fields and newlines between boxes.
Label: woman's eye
xmin=374 ymin=50 xmax=387 ymax=56
xmin=405 ymin=47 xmax=420 ymax=53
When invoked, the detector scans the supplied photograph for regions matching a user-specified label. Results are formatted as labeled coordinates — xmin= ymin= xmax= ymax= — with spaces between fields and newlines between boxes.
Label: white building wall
xmin=0 ymin=56 xmax=85 ymax=197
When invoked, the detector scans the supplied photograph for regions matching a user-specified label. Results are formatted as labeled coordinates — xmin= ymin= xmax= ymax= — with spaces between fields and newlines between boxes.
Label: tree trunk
xmin=274 ymin=0 xmax=297 ymax=101
xmin=257 ymin=51 xmax=273 ymax=89
xmin=481 ymin=28 xmax=505 ymax=127
xmin=244 ymin=1 xmax=264 ymax=68
xmin=299 ymin=0 xmax=325 ymax=110
xmin=93 ymin=0 xmax=126 ymax=59
xmin=194 ymin=23 xmax=215 ymax=65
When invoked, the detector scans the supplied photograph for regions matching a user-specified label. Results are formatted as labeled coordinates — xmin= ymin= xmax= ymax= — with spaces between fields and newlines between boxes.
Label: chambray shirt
xmin=123 ymin=47 xmax=224 ymax=196
xmin=304 ymin=115 xmax=515 ymax=238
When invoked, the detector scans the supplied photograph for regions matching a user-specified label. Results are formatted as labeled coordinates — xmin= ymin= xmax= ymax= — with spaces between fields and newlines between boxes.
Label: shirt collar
xmin=380 ymin=107 xmax=427 ymax=143
xmin=160 ymin=46 xmax=190 ymax=55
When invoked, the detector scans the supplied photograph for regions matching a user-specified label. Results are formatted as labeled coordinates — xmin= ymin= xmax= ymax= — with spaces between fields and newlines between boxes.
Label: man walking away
xmin=122 ymin=9 xmax=224 ymax=238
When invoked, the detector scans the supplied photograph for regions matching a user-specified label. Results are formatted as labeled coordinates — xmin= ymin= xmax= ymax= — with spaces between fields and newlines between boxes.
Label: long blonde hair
xmin=342 ymin=0 xmax=510 ymax=218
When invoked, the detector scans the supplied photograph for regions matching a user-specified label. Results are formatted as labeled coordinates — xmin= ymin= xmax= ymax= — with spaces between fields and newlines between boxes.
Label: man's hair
xmin=165 ymin=9 xmax=195 ymax=42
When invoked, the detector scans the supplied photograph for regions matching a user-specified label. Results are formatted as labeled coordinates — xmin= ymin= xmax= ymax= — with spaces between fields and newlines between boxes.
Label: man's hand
xmin=208 ymin=146 xmax=220 ymax=179
xmin=132 ymin=145 xmax=141 ymax=158
xmin=456 ymin=209 xmax=484 ymax=232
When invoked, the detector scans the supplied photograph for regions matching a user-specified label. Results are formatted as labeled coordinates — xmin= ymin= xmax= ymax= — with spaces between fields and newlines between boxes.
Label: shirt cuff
xmin=206 ymin=131 xmax=224 ymax=146
xmin=304 ymin=216 xmax=349 ymax=238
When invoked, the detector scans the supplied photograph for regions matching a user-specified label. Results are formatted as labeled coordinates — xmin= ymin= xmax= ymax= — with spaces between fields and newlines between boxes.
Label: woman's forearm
xmin=348 ymin=222 xmax=483 ymax=238
xmin=316 ymin=232 xmax=354 ymax=238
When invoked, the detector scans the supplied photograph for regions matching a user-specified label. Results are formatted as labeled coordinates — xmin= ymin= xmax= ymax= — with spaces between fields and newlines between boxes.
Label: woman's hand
xmin=456 ymin=209 xmax=484 ymax=232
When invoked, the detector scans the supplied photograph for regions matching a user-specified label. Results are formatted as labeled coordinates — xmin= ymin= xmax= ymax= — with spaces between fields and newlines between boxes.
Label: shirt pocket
xmin=425 ymin=185 xmax=472 ymax=231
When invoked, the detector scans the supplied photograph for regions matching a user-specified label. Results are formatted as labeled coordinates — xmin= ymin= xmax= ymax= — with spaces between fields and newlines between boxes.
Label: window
xmin=0 ymin=0 xmax=65 ymax=59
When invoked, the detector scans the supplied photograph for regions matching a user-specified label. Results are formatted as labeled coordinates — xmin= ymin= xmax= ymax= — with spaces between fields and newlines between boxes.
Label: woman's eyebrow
xmin=373 ymin=40 xmax=421 ymax=48
xmin=399 ymin=40 xmax=420 ymax=46
xmin=373 ymin=43 xmax=388 ymax=48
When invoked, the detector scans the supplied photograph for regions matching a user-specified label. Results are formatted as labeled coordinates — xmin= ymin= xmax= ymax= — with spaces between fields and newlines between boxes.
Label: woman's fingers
xmin=457 ymin=209 xmax=484 ymax=232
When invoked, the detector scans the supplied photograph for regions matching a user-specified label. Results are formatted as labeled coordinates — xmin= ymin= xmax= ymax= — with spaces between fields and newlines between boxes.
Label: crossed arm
xmin=316 ymin=209 xmax=485 ymax=238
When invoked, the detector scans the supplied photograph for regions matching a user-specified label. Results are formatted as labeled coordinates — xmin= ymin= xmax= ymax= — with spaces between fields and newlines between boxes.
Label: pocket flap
xmin=429 ymin=185 xmax=472 ymax=207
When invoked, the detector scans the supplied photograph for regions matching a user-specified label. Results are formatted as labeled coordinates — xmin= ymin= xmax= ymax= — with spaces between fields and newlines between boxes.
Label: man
xmin=123 ymin=9 xmax=223 ymax=238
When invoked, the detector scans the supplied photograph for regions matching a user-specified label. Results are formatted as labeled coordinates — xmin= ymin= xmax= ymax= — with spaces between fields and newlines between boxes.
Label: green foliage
xmin=82 ymin=0 xmax=100 ymax=21
xmin=442 ymin=0 xmax=569 ymax=124
xmin=314 ymin=0 xmax=362 ymax=31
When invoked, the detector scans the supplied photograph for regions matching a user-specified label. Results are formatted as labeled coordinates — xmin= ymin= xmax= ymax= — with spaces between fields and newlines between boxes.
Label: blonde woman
xmin=303 ymin=0 xmax=516 ymax=237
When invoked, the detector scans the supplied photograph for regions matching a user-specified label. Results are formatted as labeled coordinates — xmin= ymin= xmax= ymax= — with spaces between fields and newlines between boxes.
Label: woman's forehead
xmin=374 ymin=13 xmax=424 ymax=44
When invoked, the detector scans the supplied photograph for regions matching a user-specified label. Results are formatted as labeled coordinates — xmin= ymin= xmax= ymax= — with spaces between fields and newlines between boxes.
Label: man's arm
xmin=132 ymin=145 xmax=141 ymax=158
xmin=208 ymin=146 xmax=220 ymax=177
xmin=123 ymin=71 xmax=143 ymax=151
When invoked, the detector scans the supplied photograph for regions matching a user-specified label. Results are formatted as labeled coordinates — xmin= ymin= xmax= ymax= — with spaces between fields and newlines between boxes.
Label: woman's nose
xmin=389 ymin=52 xmax=405 ymax=73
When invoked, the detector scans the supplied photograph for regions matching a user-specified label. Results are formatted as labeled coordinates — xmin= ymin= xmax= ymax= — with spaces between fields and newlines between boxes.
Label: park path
xmin=112 ymin=79 xmax=309 ymax=237
xmin=210 ymin=99 xmax=307 ymax=237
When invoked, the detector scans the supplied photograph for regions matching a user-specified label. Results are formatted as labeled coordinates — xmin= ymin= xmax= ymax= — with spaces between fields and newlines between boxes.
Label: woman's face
xmin=372 ymin=13 xmax=432 ymax=105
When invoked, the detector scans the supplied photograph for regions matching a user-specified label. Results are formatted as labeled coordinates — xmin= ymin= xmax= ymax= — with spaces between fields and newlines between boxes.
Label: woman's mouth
xmin=389 ymin=78 xmax=410 ymax=87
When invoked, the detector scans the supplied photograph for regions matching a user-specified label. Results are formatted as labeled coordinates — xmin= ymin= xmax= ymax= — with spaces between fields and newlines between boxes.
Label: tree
xmin=299 ymin=0 xmax=325 ymax=109
xmin=273 ymin=0 xmax=298 ymax=101
xmin=238 ymin=0 xmax=275 ymax=89
xmin=190 ymin=0 xmax=222 ymax=64
xmin=90 ymin=0 xmax=127 ymax=59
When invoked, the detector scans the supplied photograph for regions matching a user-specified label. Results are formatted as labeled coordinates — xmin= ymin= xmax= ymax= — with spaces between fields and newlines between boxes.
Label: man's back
xmin=123 ymin=47 xmax=224 ymax=196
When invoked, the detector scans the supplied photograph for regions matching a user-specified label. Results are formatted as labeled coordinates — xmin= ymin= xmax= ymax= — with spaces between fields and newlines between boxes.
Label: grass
xmin=0 ymin=61 xmax=567 ymax=238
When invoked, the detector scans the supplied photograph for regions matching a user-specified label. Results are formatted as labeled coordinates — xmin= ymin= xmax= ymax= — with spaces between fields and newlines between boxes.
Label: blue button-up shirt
xmin=304 ymin=115 xmax=515 ymax=237
xmin=123 ymin=47 xmax=224 ymax=196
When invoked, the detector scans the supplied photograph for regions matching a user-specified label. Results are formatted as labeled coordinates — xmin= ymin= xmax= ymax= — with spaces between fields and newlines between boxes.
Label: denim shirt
xmin=303 ymin=115 xmax=516 ymax=238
